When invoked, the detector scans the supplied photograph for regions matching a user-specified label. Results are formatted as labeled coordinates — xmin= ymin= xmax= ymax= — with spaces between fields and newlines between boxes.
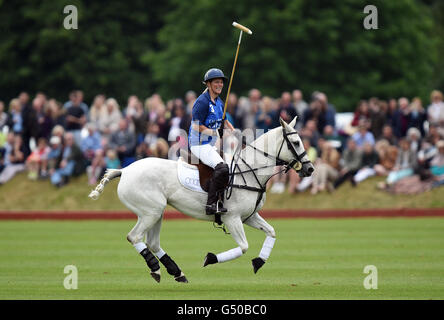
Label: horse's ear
xmin=279 ymin=117 xmax=287 ymax=128
xmin=289 ymin=116 xmax=298 ymax=129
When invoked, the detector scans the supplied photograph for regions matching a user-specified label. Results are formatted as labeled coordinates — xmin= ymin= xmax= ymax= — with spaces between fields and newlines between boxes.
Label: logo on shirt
xmin=209 ymin=103 xmax=215 ymax=113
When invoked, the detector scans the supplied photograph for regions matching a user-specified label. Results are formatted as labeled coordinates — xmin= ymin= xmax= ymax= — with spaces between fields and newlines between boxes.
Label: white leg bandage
xmin=133 ymin=242 xmax=147 ymax=254
xmin=154 ymin=248 xmax=166 ymax=259
xmin=259 ymin=236 xmax=276 ymax=261
xmin=216 ymin=247 xmax=243 ymax=263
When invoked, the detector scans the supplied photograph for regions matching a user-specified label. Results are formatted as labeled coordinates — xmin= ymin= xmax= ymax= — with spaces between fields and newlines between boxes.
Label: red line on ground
xmin=0 ymin=209 xmax=443 ymax=220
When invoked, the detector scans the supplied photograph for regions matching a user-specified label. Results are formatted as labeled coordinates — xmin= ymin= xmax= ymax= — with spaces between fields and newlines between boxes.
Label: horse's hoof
xmin=150 ymin=270 xmax=161 ymax=283
xmin=175 ymin=272 xmax=188 ymax=283
xmin=203 ymin=252 xmax=217 ymax=267
xmin=252 ymin=257 xmax=265 ymax=274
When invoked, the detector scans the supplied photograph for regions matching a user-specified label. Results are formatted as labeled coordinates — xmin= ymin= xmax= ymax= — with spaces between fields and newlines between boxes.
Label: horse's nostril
xmin=308 ymin=167 xmax=314 ymax=173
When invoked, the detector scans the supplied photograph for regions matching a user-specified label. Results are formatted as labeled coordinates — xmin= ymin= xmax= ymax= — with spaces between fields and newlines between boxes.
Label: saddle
xmin=179 ymin=149 xmax=214 ymax=192
xmin=178 ymin=135 xmax=246 ymax=192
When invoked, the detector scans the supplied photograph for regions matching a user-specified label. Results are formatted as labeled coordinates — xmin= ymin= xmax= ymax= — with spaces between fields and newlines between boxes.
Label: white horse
xmin=89 ymin=116 xmax=314 ymax=283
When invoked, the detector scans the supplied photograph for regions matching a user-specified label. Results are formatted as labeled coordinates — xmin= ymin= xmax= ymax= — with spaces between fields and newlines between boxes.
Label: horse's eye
xmin=295 ymin=141 xmax=300 ymax=147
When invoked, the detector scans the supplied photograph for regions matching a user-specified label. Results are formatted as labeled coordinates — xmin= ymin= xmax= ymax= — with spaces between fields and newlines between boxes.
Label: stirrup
xmin=206 ymin=201 xmax=227 ymax=215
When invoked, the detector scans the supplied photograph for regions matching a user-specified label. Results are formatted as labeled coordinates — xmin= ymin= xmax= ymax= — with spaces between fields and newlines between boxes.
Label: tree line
xmin=0 ymin=0 xmax=442 ymax=111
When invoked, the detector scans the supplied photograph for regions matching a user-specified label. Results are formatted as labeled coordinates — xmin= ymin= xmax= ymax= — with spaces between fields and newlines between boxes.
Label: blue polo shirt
xmin=188 ymin=90 xmax=224 ymax=147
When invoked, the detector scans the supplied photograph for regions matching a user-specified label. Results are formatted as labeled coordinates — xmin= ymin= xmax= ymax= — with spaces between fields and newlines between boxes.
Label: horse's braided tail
xmin=88 ymin=169 xmax=122 ymax=200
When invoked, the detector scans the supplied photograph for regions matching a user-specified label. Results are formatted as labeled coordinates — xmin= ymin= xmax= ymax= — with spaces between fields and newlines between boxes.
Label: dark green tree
xmin=147 ymin=0 xmax=438 ymax=111
xmin=0 ymin=0 xmax=170 ymax=106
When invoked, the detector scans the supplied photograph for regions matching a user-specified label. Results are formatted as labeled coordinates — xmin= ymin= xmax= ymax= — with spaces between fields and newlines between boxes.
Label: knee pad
xmin=214 ymin=163 xmax=229 ymax=186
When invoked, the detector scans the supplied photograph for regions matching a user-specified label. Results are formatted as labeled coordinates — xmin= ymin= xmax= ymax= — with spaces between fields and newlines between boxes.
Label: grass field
xmin=0 ymin=172 xmax=444 ymax=211
xmin=1 ymin=218 xmax=443 ymax=299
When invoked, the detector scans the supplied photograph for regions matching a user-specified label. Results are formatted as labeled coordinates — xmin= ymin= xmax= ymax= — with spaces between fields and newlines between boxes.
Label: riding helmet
xmin=203 ymin=68 xmax=228 ymax=84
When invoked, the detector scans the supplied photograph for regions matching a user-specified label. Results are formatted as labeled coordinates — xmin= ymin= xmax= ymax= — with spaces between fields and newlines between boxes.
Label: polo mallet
xmin=219 ymin=22 xmax=253 ymax=149
xmin=223 ymin=22 xmax=253 ymax=121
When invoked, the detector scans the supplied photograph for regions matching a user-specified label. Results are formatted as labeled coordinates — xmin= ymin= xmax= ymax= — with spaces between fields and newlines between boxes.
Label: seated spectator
xmin=34 ymin=96 xmax=53 ymax=140
xmin=48 ymin=99 xmax=66 ymax=128
xmin=135 ymin=142 xmax=150 ymax=160
xmin=351 ymin=120 xmax=375 ymax=148
xmin=406 ymin=127 xmax=421 ymax=154
xmin=237 ymin=89 xmax=262 ymax=132
xmin=392 ymin=97 xmax=410 ymax=138
xmin=168 ymin=101 xmax=190 ymax=144
xmin=333 ymin=139 xmax=363 ymax=189
xmin=300 ymin=119 xmax=321 ymax=149
xmin=292 ymin=89 xmax=308 ymax=128
xmin=81 ymin=123 xmax=104 ymax=185
xmin=89 ymin=94 xmax=106 ymax=127
xmin=369 ymin=99 xmax=387 ymax=140
xmin=322 ymin=124 xmax=344 ymax=151
xmin=378 ymin=138 xmax=417 ymax=189
xmin=256 ymin=96 xmax=278 ymax=134
xmin=26 ymin=137 xmax=50 ymax=180
xmin=225 ymin=92 xmax=240 ymax=129
xmin=0 ymin=100 xmax=7 ymax=130
xmin=374 ymin=140 xmax=398 ymax=176
xmin=316 ymin=92 xmax=336 ymax=128
xmin=21 ymin=94 xmax=39 ymax=158
xmin=142 ymin=122 xmax=169 ymax=158
xmin=51 ymin=125 xmax=65 ymax=144
xmin=7 ymin=98 xmax=23 ymax=135
xmin=126 ymin=96 xmax=148 ymax=144
xmin=430 ymin=140 xmax=444 ymax=176
xmin=185 ymin=90 xmax=197 ymax=115
xmin=352 ymin=142 xmax=380 ymax=184
xmin=277 ymin=91 xmax=298 ymax=126
xmin=154 ymin=105 xmax=171 ymax=142
xmin=64 ymin=90 xmax=89 ymax=118
xmin=144 ymin=93 xmax=164 ymax=124
xmin=50 ymin=132 xmax=85 ymax=187
xmin=65 ymin=94 xmax=87 ymax=146
xmin=303 ymin=98 xmax=326 ymax=134
xmin=109 ymin=119 xmax=136 ymax=165
xmin=351 ymin=100 xmax=371 ymax=127
xmin=0 ymin=133 xmax=26 ymax=185
xmin=425 ymin=123 xmax=442 ymax=145
xmin=47 ymin=136 xmax=63 ymax=173
xmin=380 ymin=124 xmax=398 ymax=146
xmin=311 ymin=141 xmax=340 ymax=194
xmin=414 ymin=141 xmax=438 ymax=181
xmin=386 ymin=98 xmax=398 ymax=126
xmin=408 ymin=97 xmax=426 ymax=137
xmin=105 ymin=149 xmax=121 ymax=169
xmin=0 ymin=147 xmax=4 ymax=174
xmin=427 ymin=90 xmax=444 ymax=127
xmin=98 ymin=98 xmax=122 ymax=140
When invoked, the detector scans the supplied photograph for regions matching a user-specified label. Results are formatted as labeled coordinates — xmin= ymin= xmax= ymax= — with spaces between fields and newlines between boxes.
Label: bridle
xmin=224 ymin=127 xmax=311 ymax=224
xmin=274 ymin=128 xmax=312 ymax=172
xmin=242 ymin=127 xmax=311 ymax=174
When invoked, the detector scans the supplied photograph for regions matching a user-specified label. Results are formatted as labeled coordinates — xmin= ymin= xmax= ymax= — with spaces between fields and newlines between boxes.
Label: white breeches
xmin=190 ymin=144 xmax=224 ymax=169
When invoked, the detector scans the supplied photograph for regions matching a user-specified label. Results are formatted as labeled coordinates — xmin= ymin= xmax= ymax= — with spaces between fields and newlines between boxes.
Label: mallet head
xmin=232 ymin=22 xmax=252 ymax=35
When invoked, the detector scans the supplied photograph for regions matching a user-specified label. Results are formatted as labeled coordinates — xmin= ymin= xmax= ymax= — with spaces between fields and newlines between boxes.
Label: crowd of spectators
xmin=1 ymin=88 xmax=444 ymax=195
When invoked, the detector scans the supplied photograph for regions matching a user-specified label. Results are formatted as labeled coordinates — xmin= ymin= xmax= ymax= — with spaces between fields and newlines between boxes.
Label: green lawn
xmin=0 ymin=172 xmax=443 ymax=211
xmin=0 ymin=218 xmax=443 ymax=299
